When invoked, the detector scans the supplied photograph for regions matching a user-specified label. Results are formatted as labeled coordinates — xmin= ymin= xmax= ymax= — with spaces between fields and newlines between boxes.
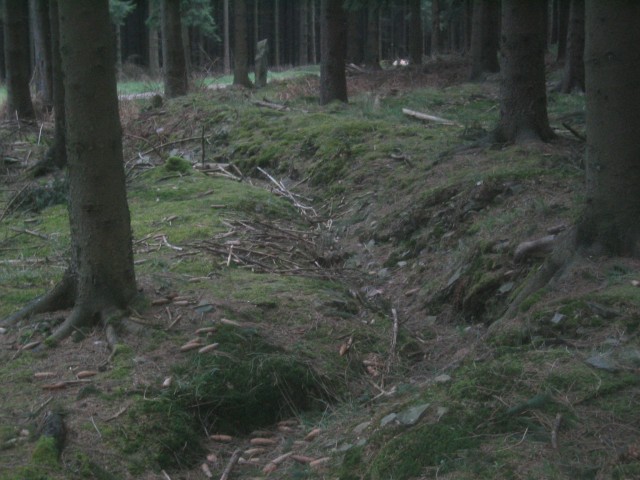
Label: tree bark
xmin=494 ymin=1 xmax=554 ymax=143
xmin=408 ymin=0 xmax=423 ymax=66
xmin=577 ymin=1 xmax=640 ymax=255
xmin=319 ymin=0 xmax=347 ymax=105
xmin=31 ymin=0 xmax=53 ymax=107
xmin=223 ymin=0 xmax=231 ymax=74
xmin=469 ymin=0 xmax=500 ymax=80
xmin=431 ymin=0 xmax=440 ymax=56
xmin=3 ymin=0 xmax=35 ymax=120
xmin=233 ymin=0 xmax=252 ymax=87
xmin=299 ymin=0 xmax=309 ymax=65
xmin=559 ymin=0 xmax=584 ymax=93
xmin=274 ymin=0 xmax=280 ymax=67
xmin=555 ymin=0 xmax=570 ymax=62
xmin=364 ymin=4 xmax=380 ymax=70
xmin=161 ymin=0 xmax=188 ymax=97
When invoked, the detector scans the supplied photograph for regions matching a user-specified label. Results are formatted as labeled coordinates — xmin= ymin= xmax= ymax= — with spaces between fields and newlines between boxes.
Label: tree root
xmin=488 ymin=228 xmax=577 ymax=336
xmin=1 ymin=272 xmax=76 ymax=327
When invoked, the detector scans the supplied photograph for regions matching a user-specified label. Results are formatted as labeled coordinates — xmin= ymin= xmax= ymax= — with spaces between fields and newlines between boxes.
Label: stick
xmin=551 ymin=413 xmax=562 ymax=449
xmin=562 ymin=122 xmax=586 ymax=142
xmin=201 ymin=125 xmax=206 ymax=168
xmin=387 ymin=308 xmax=399 ymax=372
xmin=402 ymin=108 xmax=459 ymax=126
xmin=219 ymin=449 xmax=242 ymax=480
xmin=9 ymin=228 xmax=50 ymax=240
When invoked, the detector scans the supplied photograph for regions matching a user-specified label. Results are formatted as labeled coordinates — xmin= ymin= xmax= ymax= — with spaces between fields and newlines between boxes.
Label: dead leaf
xmin=339 ymin=336 xmax=353 ymax=356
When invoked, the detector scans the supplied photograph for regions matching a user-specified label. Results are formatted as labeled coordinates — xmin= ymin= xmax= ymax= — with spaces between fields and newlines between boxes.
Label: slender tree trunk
xmin=559 ymin=0 xmax=584 ymax=93
xmin=51 ymin=0 xmax=137 ymax=342
xmin=431 ymin=0 xmax=440 ymax=56
xmin=409 ymin=0 xmax=423 ymax=66
xmin=274 ymin=0 xmax=280 ymax=67
xmin=223 ymin=0 xmax=230 ymax=73
xmin=364 ymin=4 xmax=380 ymax=70
xmin=555 ymin=0 xmax=569 ymax=62
xmin=161 ymin=0 xmax=188 ymax=97
xmin=495 ymin=1 xmax=554 ymax=143
xmin=319 ymin=0 xmax=347 ymax=105
xmin=31 ymin=0 xmax=53 ymax=107
xmin=181 ymin=24 xmax=191 ymax=73
xmin=299 ymin=0 xmax=309 ymax=65
xmin=148 ymin=20 xmax=160 ymax=77
xmin=254 ymin=0 xmax=259 ymax=51
xmin=577 ymin=1 xmax=640 ymax=256
xmin=311 ymin=0 xmax=317 ymax=63
xmin=47 ymin=0 xmax=65 ymax=169
xmin=3 ymin=0 xmax=35 ymax=120
xmin=233 ymin=0 xmax=252 ymax=86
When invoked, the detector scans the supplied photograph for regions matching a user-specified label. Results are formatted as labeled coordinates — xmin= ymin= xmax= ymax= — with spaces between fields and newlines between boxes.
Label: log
xmin=402 ymin=108 xmax=458 ymax=126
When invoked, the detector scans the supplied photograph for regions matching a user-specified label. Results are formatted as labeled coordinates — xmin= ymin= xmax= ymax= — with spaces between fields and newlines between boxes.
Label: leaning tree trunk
xmin=233 ymin=0 xmax=252 ymax=87
xmin=162 ymin=0 xmax=188 ymax=97
xmin=577 ymin=1 xmax=640 ymax=256
xmin=3 ymin=0 xmax=35 ymax=120
xmin=494 ymin=1 xmax=554 ymax=143
xmin=319 ymin=0 xmax=347 ymax=105
xmin=559 ymin=0 xmax=584 ymax=93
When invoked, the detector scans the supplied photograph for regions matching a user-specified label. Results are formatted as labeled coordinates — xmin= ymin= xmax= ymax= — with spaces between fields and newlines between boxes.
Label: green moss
xmin=31 ymin=436 xmax=59 ymax=467
xmin=338 ymin=446 xmax=364 ymax=480
xmin=164 ymin=156 xmax=192 ymax=173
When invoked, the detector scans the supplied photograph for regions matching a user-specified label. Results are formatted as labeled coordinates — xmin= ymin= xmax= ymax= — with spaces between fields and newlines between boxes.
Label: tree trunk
xmin=577 ymin=1 xmax=640 ymax=256
xmin=299 ymin=0 xmax=309 ymax=65
xmin=3 ymin=0 xmax=35 ymax=120
xmin=431 ymin=0 xmax=440 ymax=56
xmin=555 ymin=0 xmax=570 ymax=62
xmin=364 ymin=4 xmax=380 ymax=70
xmin=494 ymin=1 xmax=554 ymax=143
xmin=319 ymin=0 xmax=347 ymax=105
xmin=274 ymin=0 xmax=280 ymax=67
xmin=311 ymin=0 xmax=317 ymax=64
xmin=409 ymin=0 xmax=423 ymax=66
xmin=223 ymin=0 xmax=231 ymax=73
xmin=161 ymin=0 xmax=188 ymax=97
xmin=559 ymin=0 xmax=584 ymax=93
xmin=233 ymin=0 xmax=252 ymax=87
xmin=469 ymin=0 xmax=500 ymax=80
xmin=31 ymin=0 xmax=53 ymax=107
xmin=148 ymin=24 xmax=160 ymax=77
xmin=47 ymin=0 xmax=137 ymax=342
xmin=46 ymin=0 xmax=65 ymax=169
xmin=181 ymin=24 xmax=191 ymax=73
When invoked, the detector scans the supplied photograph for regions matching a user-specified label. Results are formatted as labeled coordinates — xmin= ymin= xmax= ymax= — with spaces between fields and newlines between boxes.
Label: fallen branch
xmin=219 ymin=449 xmax=242 ymax=480
xmin=402 ymin=108 xmax=459 ymax=126
xmin=257 ymin=167 xmax=318 ymax=219
xmin=253 ymin=99 xmax=289 ymax=111
xmin=562 ymin=122 xmax=586 ymax=142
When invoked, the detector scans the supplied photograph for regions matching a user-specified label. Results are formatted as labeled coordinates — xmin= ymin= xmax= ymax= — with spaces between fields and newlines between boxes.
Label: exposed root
xmin=1 ymin=271 xmax=76 ymax=326
xmin=46 ymin=303 xmax=93 ymax=343
xmin=488 ymin=228 xmax=577 ymax=335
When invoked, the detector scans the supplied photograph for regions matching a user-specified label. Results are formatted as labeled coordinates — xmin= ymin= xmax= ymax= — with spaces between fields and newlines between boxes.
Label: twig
xmin=9 ymin=227 xmax=50 ymax=240
xmin=551 ymin=413 xmax=562 ymax=449
xmin=387 ymin=308 xmax=399 ymax=372
xmin=161 ymin=235 xmax=183 ymax=251
xmin=0 ymin=183 xmax=30 ymax=223
xmin=402 ymin=108 xmax=459 ymax=126
xmin=105 ymin=406 xmax=128 ymax=422
xmin=257 ymin=167 xmax=317 ymax=218
xmin=161 ymin=470 xmax=172 ymax=480
xmin=219 ymin=449 xmax=242 ymax=480
xmin=201 ymin=125 xmax=206 ymax=168
xmin=562 ymin=122 xmax=586 ymax=142
xmin=90 ymin=416 xmax=102 ymax=439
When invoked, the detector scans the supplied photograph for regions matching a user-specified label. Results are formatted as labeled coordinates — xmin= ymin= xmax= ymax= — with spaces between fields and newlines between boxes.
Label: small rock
xmin=498 ymin=282 xmax=514 ymax=294
xmin=355 ymin=438 xmax=367 ymax=447
xmin=353 ymin=421 xmax=371 ymax=435
xmin=397 ymin=261 xmax=408 ymax=267
xmin=436 ymin=407 xmax=449 ymax=419
xmin=397 ymin=403 xmax=430 ymax=426
xmin=551 ymin=313 xmax=565 ymax=325
xmin=337 ymin=443 xmax=354 ymax=452
xmin=377 ymin=268 xmax=390 ymax=279
xmin=585 ymin=353 xmax=618 ymax=372
xmin=0 ymin=327 xmax=7 ymax=335
xmin=380 ymin=413 xmax=397 ymax=427
xmin=434 ymin=374 xmax=451 ymax=384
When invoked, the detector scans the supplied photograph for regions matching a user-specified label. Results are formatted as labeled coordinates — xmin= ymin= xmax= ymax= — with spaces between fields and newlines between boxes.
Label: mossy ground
xmin=1 ymin=59 xmax=638 ymax=479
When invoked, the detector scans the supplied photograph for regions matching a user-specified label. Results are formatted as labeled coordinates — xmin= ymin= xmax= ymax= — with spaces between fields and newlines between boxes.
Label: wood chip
xmin=42 ymin=382 xmax=67 ymax=390
xmin=152 ymin=298 xmax=171 ymax=306
xmin=195 ymin=327 xmax=217 ymax=334
xmin=291 ymin=454 xmax=315 ymax=464
xmin=162 ymin=377 xmax=172 ymax=388
xmin=21 ymin=341 xmax=41 ymax=350
xmin=201 ymin=463 xmax=212 ymax=478
xmin=219 ymin=318 xmax=243 ymax=327
xmin=250 ymin=437 xmax=277 ymax=446
xmin=173 ymin=300 xmax=191 ymax=306
xmin=76 ymin=370 xmax=98 ymax=379
xmin=210 ymin=434 xmax=233 ymax=442
xmin=304 ymin=428 xmax=321 ymax=441
xmin=33 ymin=372 xmax=56 ymax=379
xmin=310 ymin=457 xmax=330 ymax=468
xmin=243 ymin=448 xmax=266 ymax=457
xmin=180 ymin=341 xmax=203 ymax=352
xmin=198 ymin=343 xmax=219 ymax=354
xmin=269 ymin=452 xmax=292 ymax=465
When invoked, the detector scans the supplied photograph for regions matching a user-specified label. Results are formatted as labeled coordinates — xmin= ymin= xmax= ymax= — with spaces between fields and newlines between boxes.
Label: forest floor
xmin=1 ymin=57 xmax=639 ymax=480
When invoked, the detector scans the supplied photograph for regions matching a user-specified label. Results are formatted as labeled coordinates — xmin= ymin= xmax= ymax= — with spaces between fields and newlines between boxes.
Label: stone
xmin=380 ymin=413 xmax=397 ymax=427
xmin=353 ymin=421 xmax=371 ymax=435
xmin=397 ymin=403 xmax=430 ymax=426
xmin=434 ymin=374 xmax=451 ymax=383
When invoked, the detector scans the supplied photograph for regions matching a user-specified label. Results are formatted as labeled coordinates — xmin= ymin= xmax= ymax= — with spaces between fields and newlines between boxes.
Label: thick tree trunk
xmin=3 ymin=0 xmax=35 ymax=120
xmin=233 ymin=0 xmax=252 ymax=87
xmin=555 ymin=0 xmax=570 ymax=62
xmin=409 ymin=0 xmax=423 ymax=66
xmin=346 ymin=9 xmax=363 ymax=65
xmin=559 ymin=0 xmax=584 ymax=93
xmin=319 ymin=0 xmax=347 ymax=105
xmin=53 ymin=0 xmax=137 ymax=341
xmin=469 ymin=0 xmax=500 ymax=80
xmin=31 ymin=0 xmax=53 ymax=107
xmin=495 ymin=1 xmax=554 ymax=143
xmin=161 ymin=0 xmax=188 ymax=97
xmin=364 ymin=4 xmax=380 ymax=70
xmin=577 ymin=1 xmax=640 ymax=255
